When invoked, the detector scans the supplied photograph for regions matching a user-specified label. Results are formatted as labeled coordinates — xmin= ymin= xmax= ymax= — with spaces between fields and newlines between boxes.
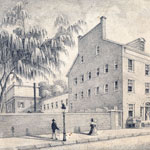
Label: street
xmin=39 ymin=135 xmax=150 ymax=150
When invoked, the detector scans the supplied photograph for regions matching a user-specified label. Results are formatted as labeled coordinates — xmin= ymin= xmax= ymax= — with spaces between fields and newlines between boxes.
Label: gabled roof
xmin=66 ymin=54 xmax=79 ymax=77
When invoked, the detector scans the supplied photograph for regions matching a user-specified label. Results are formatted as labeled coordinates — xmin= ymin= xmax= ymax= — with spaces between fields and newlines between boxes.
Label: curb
xmin=2 ymin=132 xmax=150 ymax=150
xmin=35 ymin=143 xmax=51 ymax=149
xmin=17 ymin=145 xmax=36 ymax=150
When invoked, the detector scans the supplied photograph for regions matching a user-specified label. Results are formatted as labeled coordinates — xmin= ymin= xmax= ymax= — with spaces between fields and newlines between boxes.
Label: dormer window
xmin=96 ymin=46 xmax=100 ymax=55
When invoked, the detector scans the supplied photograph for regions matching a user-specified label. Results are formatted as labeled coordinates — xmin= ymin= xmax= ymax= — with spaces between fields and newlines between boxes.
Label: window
xmin=104 ymin=64 xmax=108 ymax=73
xmin=51 ymin=103 xmax=53 ymax=109
xmin=95 ymin=86 xmax=100 ymax=95
xmin=145 ymin=83 xmax=150 ymax=94
xmin=128 ymin=59 xmax=134 ymax=72
xmin=114 ymin=81 xmax=118 ymax=91
xmin=114 ymin=61 xmax=118 ymax=70
xmin=70 ymin=103 xmax=73 ymax=110
xmin=81 ymin=74 xmax=84 ymax=83
xmin=104 ymin=84 xmax=108 ymax=93
xmin=88 ymin=89 xmax=91 ymax=97
xmin=128 ymin=104 xmax=134 ymax=117
xmin=88 ymin=72 xmax=91 ymax=80
xmin=61 ymin=100 xmax=63 ymax=105
xmin=44 ymin=105 xmax=46 ymax=110
xmin=96 ymin=46 xmax=100 ymax=55
xmin=47 ymin=104 xmax=49 ymax=110
xmin=128 ymin=79 xmax=134 ymax=92
xmin=145 ymin=64 xmax=150 ymax=75
xmin=97 ymin=68 xmax=100 ymax=76
xmin=66 ymin=99 xmax=68 ymax=106
xmin=56 ymin=102 xmax=58 ymax=108
xmin=81 ymin=56 xmax=84 ymax=63
xmin=74 ymin=78 xmax=77 ymax=85
xmin=18 ymin=102 xmax=24 ymax=108
xmin=81 ymin=91 xmax=84 ymax=99
xmin=140 ymin=107 xmax=143 ymax=117
xmin=75 ymin=94 xmax=77 ymax=100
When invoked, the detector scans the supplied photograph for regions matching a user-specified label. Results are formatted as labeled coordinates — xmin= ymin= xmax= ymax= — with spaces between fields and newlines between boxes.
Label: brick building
xmin=41 ymin=93 xmax=69 ymax=113
xmin=5 ymin=83 xmax=40 ymax=113
xmin=67 ymin=16 xmax=150 ymax=127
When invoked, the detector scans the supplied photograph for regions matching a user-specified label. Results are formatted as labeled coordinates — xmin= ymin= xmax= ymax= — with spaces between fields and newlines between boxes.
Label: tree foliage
xmin=39 ymin=80 xmax=68 ymax=98
xmin=0 ymin=1 xmax=86 ymax=112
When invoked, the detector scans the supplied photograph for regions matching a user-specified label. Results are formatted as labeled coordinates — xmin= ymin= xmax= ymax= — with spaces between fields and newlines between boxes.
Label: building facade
xmin=41 ymin=93 xmax=69 ymax=113
xmin=67 ymin=16 xmax=150 ymax=127
xmin=5 ymin=83 xmax=40 ymax=113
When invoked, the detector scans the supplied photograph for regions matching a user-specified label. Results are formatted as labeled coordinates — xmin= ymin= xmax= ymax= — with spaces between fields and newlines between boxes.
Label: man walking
xmin=51 ymin=119 xmax=59 ymax=140
xmin=88 ymin=118 xmax=97 ymax=135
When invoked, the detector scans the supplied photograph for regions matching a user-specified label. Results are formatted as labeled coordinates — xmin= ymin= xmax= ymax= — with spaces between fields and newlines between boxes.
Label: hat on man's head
xmin=52 ymin=119 xmax=55 ymax=122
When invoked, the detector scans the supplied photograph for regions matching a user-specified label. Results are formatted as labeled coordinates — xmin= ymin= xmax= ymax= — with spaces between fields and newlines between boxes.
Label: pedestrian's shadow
xmin=22 ymin=135 xmax=62 ymax=142
xmin=79 ymin=132 xmax=89 ymax=135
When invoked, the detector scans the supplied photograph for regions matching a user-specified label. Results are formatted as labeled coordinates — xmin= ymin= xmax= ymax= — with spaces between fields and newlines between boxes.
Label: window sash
xmin=114 ymin=81 xmax=118 ymax=90
xmin=81 ymin=56 xmax=84 ymax=63
xmin=88 ymin=72 xmax=91 ymax=80
xmin=145 ymin=83 xmax=150 ymax=93
xmin=96 ymin=46 xmax=100 ymax=55
xmin=81 ymin=91 xmax=84 ymax=98
xmin=97 ymin=68 xmax=100 ymax=76
xmin=88 ymin=89 xmax=91 ymax=97
xmin=145 ymin=65 xmax=149 ymax=75
xmin=105 ymin=64 xmax=108 ymax=73
xmin=114 ymin=61 xmax=118 ymax=70
xmin=128 ymin=59 xmax=134 ymax=71
xmin=104 ymin=84 xmax=108 ymax=93
xmin=96 ymin=87 xmax=99 ymax=94
xmin=74 ymin=78 xmax=77 ymax=85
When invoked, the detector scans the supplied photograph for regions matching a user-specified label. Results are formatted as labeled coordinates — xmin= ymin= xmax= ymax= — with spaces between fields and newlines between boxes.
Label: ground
xmin=1 ymin=128 xmax=150 ymax=150
xmin=40 ymin=135 xmax=150 ymax=150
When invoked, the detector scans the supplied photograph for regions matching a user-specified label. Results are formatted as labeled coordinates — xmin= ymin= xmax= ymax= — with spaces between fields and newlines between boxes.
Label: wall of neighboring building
xmin=0 ymin=112 xmax=116 ymax=138
xmin=122 ymin=47 xmax=150 ymax=127
xmin=68 ymin=19 xmax=123 ymax=112
xmin=41 ymin=93 xmax=69 ymax=113
xmin=5 ymin=83 xmax=40 ymax=113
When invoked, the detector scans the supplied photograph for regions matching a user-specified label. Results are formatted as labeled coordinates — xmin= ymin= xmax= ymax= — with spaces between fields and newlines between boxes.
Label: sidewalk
xmin=1 ymin=128 xmax=150 ymax=150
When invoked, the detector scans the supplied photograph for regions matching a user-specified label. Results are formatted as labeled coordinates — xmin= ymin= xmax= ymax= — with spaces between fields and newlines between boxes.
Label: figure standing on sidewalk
xmin=51 ymin=119 xmax=59 ymax=140
xmin=88 ymin=118 xmax=97 ymax=135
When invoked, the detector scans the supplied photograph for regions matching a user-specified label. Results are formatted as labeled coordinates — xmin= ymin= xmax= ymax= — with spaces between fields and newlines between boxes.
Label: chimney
xmin=100 ymin=16 xmax=107 ymax=39
xmin=126 ymin=38 xmax=146 ymax=51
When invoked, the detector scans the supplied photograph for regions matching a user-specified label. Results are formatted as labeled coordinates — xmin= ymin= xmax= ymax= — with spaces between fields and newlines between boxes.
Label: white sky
xmin=1 ymin=0 xmax=150 ymax=84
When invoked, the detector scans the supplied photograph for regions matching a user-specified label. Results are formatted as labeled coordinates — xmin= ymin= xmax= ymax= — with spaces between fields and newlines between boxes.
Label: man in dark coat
xmin=88 ymin=118 xmax=96 ymax=135
xmin=51 ymin=119 xmax=59 ymax=140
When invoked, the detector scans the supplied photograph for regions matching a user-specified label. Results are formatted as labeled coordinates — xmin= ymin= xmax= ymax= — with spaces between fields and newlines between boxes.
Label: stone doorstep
xmin=17 ymin=145 xmax=36 ymax=150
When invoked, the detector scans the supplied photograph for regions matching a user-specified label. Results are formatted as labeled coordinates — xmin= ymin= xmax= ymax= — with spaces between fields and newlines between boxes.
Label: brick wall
xmin=0 ymin=112 xmax=111 ymax=138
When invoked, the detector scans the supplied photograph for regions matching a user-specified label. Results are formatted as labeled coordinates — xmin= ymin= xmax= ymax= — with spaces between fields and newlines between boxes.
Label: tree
xmin=0 ymin=1 xmax=86 ymax=112
xmin=38 ymin=80 xmax=68 ymax=98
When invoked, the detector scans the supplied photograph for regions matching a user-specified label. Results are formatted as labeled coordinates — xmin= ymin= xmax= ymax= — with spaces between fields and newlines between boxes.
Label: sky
xmin=0 ymin=0 xmax=150 ymax=84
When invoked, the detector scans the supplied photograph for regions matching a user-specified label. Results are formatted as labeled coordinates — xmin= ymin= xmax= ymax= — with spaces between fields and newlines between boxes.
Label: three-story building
xmin=67 ymin=16 xmax=150 ymax=127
